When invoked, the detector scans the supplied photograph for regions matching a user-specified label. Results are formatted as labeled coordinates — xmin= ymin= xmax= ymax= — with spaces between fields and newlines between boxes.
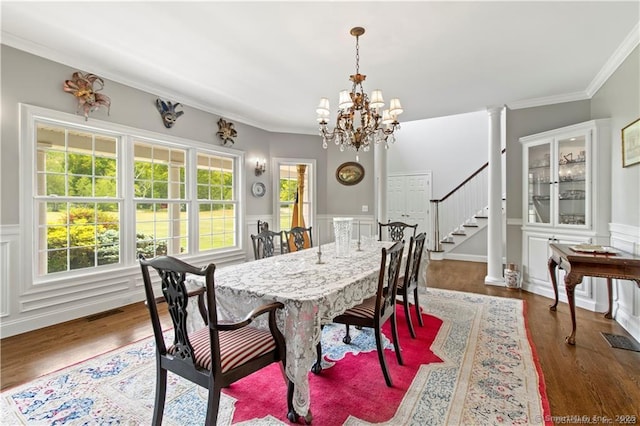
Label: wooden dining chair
xmin=378 ymin=220 xmax=418 ymax=242
xmin=398 ymin=232 xmax=427 ymax=338
xmin=284 ymin=226 xmax=313 ymax=252
xmin=139 ymin=255 xmax=288 ymax=426
xmin=314 ymin=241 xmax=405 ymax=387
xmin=251 ymin=230 xmax=285 ymax=260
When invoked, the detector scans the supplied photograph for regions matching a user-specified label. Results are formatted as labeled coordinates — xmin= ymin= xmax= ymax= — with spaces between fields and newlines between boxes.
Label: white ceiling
xmin=2 ymin=1 xmax=639 ymax=135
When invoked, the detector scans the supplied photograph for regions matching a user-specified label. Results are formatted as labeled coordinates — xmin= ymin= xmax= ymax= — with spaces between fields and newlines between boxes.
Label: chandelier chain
xmin=355 ymin=35 xmax=360 ymax=77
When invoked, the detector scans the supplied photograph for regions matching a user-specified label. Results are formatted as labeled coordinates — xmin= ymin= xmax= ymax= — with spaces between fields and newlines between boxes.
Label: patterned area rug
xmin=0 ymin=289 xmax=549 ymax=425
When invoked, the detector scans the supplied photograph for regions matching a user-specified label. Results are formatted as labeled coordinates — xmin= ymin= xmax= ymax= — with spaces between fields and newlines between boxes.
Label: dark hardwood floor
xmin=1 ymin=259 xmax=639 ymax=422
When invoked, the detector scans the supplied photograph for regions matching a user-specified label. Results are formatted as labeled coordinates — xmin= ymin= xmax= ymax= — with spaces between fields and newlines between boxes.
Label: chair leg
xmin=414 ymin=287 xmax=424 ymax=327
xmin=152 ymin=367 xmax=167 ymax=426
xmin=343 ymin=324 xmax=351 ymax=344
xmin=311 ymin=341 xmax=323 ymax=374
xmin=390 ymin=313 xmax=404 ymax=366
xmin=204 ymin=384 xmax=222 ymax=426
xmin=402 ymin=293 xmax=417 ymax=339
xmin=374 ymin=327 xmax=393 ymax=387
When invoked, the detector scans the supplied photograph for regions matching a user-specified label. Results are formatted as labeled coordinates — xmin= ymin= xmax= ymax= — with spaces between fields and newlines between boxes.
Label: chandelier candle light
xmin=316 ymin=27 xmax=403 ymax=155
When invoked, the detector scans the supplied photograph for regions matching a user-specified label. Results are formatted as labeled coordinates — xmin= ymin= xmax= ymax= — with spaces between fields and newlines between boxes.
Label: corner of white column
xmin=374 ymin=143 xmax=388 ymax=226
xmin=485 ymin=105 xmax=505 ymax=286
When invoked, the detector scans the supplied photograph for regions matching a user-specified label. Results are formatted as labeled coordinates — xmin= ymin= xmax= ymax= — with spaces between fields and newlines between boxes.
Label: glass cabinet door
xmin=556 ymin=134 xmax=587 ymax=225
xmin=526 ymin=142 xmax=551 ymax=224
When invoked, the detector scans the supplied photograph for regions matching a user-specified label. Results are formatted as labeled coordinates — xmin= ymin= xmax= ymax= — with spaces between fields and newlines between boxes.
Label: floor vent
xmin=86 ymin=309 xmax=124 ymax=322
xmin=601 ymin=332 xmax=640 ymax=352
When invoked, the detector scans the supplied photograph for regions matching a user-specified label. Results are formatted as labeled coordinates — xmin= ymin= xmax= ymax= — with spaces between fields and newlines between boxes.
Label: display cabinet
xmin=520 ymin=119 xmax=611 ymax=311
xmin=524 ymin=128 xmax=589 ymax=227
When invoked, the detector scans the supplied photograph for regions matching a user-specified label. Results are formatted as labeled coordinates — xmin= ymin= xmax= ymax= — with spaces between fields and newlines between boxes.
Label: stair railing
xmin=430 ymin=149 xmax=505 ymax=252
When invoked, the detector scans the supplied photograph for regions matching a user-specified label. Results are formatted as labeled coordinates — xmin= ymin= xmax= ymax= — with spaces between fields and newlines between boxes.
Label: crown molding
xmin=509 ymin=22 xmax=640 ymax=111
xmin=586 ymin=21 xmax=640 ymax=97
xmin=507 ymin=91 xmax=590 ymax=110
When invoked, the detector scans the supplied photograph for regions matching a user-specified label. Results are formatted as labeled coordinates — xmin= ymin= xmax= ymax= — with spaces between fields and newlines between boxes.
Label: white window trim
xmin=20 ymin=104 xmax=245 ymax=289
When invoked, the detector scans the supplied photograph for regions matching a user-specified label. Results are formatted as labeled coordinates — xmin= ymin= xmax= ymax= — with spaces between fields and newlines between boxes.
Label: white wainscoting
xmin=609 ymin=223 xmax=640 ymax=342
xmin=0 ymin=225 xmax=19 ymax=319
xmin=0 ymin=223 xmax=247 ymax=338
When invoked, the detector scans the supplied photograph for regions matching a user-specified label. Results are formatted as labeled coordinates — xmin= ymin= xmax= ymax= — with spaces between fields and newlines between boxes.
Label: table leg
xmin=548 ymin=257 xmax=559 ymax=311
xmin=287 ymin=382 xmax=299 ymax=422
xmin=564 ymin=272 xmax=583 ymax=345
xmin=604 ymin=278 xmax=613 ymax=319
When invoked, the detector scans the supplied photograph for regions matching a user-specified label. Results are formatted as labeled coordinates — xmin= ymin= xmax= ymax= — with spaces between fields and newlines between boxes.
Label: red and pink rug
xmin=0 ymin=289 xmax=551 ymax=425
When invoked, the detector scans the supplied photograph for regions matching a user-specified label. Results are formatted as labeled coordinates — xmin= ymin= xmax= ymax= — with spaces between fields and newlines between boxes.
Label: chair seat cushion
xmin=340 ymin=296 xmax=377 ymax=319
xmin=171 ymin=326 xmax=277 ymax=373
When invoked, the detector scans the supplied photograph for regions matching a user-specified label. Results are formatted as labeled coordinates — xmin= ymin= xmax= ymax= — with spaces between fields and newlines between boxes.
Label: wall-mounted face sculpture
xmin=156 ymin=99 xmax=184 ymax=128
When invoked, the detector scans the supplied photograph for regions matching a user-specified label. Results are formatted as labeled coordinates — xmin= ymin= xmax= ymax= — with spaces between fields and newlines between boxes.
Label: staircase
xmin=429 ymin=149 xmax=504 ymax=260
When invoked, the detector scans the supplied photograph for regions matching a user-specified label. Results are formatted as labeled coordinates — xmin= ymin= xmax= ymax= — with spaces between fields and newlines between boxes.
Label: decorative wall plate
xmin=251 ymin=182 xmax=266 ymax=197
xmin=336 ymin=161 xmax=365 ymax=186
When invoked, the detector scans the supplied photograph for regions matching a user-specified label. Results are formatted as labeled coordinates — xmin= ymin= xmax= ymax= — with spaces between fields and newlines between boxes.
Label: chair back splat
xmin=251 ymin=230 xmax=285 ymax=260
xmin=284 ymin=226 xmax=313 ymax=252
xmin=378 ymin=221 xmax=418 ymax=242
xmin=399 ymin=232 xmax=427 ymax=338
xmin=139 ymin=254 xmax=288 ymax=426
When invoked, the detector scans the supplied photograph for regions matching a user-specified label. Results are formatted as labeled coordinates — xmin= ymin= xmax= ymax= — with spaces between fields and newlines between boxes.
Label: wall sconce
xmin=255 ymin=159 xmax=266 ymax=176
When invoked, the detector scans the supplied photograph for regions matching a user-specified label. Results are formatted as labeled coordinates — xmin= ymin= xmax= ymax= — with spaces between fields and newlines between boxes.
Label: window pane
xmin=136 ymin=202 xmax=187 ymax=257
xmin=69 ymin=175 xmax=93 ymax=197
xmin=134 ymin=142 xmax=185 ymax=201
xmin=44 ymin=174 xmax=66 ymax=196
xmin=45 ymin=151 xmax=66 ymax=173
xmin=95 ymin=177 xmax=117 ymax=197
xmin=36 ymin=124 xmax=119 ymax=199
xmin=198 ymin=202 xmax=235 ymax=251
xmin=39 ymin=201 xmax=120 ymax=275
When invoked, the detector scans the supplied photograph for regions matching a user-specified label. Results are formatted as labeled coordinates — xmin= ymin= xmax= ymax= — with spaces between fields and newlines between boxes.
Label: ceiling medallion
xmin=316 ymin=27 xmax=403 ymax=155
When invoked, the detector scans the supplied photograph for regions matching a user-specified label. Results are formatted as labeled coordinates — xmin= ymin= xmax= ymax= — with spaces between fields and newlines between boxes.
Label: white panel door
xmin=386 ymin=173 xmax=432 ymax=247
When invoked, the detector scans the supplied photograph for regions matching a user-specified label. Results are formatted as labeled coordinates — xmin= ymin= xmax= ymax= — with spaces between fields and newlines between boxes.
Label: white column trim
xmin=485 ymin=106 xmax=505 ymax=286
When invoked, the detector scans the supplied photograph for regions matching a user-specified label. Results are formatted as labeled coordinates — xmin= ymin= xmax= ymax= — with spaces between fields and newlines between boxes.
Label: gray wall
xmin=591 ymin=45 xmax=640 ymax=227
xmin=388 ymin=111 xmax=488 ymax=199
xmin=1 ymin=45 xmax=377 ymax=226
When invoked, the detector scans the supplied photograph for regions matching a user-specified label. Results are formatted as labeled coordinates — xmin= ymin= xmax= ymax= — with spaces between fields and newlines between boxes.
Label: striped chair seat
xmin=342 ymin=296 xmax=377 ymax=319
xmin=170 ymin=326 xmax=276 ymax=373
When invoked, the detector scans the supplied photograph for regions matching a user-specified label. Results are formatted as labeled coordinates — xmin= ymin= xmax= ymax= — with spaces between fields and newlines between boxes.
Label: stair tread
xmin=463 ymin=224 xmax=478 ymax=227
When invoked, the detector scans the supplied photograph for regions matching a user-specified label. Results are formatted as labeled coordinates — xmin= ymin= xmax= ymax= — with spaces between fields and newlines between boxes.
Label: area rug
xmin=0 ymin=289 xmax=550 ymax=425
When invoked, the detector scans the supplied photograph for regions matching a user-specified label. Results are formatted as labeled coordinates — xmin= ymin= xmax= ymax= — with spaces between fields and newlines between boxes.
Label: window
xmin=196 ymin=153 xmax=236 ymax=249
xmin=276 ymin=160 xmax=314 ymax=232
xmin=134 ymin=142 xmax=188 ymax=257
xmin=26 ymin=106 xmax=242 ymax=279
xmin=36 ymin=124 xmax=120 ymax=274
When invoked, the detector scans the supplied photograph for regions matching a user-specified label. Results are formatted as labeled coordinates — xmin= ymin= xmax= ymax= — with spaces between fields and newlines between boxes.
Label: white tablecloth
xmin=187 ymin=239 xmax=401 ymax=416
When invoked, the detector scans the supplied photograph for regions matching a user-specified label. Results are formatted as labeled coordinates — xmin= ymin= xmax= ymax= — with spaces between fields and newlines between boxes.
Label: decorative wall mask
xmin=217 ymin=118 xmax=237 ymax=146
xmin=155 ymin=99 xmax=184 ymax=128
xmin=63 ymin=72 xmax=111 ymax=120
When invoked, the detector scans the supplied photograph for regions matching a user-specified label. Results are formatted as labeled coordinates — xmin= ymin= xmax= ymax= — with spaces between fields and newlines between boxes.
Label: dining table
xmin=186 ymin=238 xmax=401 ymax=421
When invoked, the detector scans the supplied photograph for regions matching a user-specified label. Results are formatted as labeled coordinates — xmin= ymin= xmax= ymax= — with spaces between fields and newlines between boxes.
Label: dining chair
xmin=398 ymin=232 xmax=427 ymax=338
xmin=251 ymin=230 xmax=285 ymax=260
xmin=314 ymin=241 xmax=405 ymax=387
xmin=284 ymin=226 xmax=313 ymax=252
xmin=139 ymin=254 xmax=288 ymax=426
xmin=378 ymin=220 xmax=418 ymax=242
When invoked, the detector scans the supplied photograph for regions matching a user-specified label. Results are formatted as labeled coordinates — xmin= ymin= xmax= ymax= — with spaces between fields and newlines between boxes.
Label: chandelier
xmin=316 ymin=27 xmax=403 ymax=154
